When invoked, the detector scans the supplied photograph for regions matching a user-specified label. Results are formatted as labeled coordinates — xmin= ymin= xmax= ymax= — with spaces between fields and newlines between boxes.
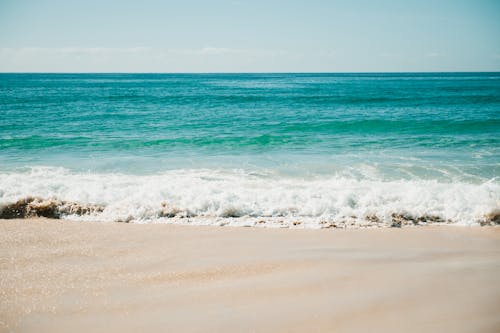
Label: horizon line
xmin=1 ymin=71 xmax=499 ymax=74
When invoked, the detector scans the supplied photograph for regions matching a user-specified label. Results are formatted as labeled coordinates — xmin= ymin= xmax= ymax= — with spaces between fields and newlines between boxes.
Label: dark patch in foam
xmin=221 ymin=207 xmax=244 ymax=218
xmin=390 ymin=213 xmax=446 ymax=227
xmin=0 ymin=197 xmax=104 ymax=219
xmin=481 ymin=210 xmax=500 ymax=226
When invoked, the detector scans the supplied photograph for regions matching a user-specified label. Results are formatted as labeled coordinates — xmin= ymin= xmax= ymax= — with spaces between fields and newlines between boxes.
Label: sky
xmin=0 ymin=0 xmax=499 ymax=72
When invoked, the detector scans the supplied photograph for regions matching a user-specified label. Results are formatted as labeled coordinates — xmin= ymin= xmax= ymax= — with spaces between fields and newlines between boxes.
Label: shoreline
xmin=1 ymin=218 xmax=500 ymax=332
xmin=1 ymin=197 xmax=498 ymax=228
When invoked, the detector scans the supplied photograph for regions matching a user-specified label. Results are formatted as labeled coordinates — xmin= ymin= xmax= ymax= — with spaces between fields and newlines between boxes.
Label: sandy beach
xmin=0 ymin=219 xmax=499 ymax=333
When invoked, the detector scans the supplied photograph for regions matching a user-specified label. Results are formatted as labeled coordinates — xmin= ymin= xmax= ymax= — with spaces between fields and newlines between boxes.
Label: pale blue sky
xmin=0 ymin=0 xmax=499 ymax=72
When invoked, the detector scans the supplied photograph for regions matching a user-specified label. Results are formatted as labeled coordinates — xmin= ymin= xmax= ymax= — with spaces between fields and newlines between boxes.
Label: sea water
xmin=0 ymin=73 xmax=498 ymax=226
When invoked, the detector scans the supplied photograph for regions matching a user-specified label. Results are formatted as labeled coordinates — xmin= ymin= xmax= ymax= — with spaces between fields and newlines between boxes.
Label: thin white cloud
xmin=199 ymin=47 xmax=245 ymax=55
xmin=378 ymin=52 xmax=401 ymax=58
xmin=0 ymin=47 xmax=155 ymax=58
xmin=196 ymin=47 xmax=290 ymax=57
xmin=424 ymin=52 xmax=442 ymax=58
xmin=0 ymin=47 xmax=288 ymax=57
xmin=0 ymin=47 xmax=299 ymax=72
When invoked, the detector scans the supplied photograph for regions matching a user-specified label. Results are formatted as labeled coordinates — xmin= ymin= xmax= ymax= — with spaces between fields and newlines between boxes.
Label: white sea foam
xmin=0 ymin=167 xmax=498 ymax=227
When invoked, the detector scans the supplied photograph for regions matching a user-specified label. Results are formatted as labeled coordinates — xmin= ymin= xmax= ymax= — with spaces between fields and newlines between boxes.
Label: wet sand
xmin=1 ymin=219 xmax=499 ymax=333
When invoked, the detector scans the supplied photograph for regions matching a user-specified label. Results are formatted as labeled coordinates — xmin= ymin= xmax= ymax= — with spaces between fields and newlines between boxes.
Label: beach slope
xmin=1 ymin=219 xmax=499 ymax=333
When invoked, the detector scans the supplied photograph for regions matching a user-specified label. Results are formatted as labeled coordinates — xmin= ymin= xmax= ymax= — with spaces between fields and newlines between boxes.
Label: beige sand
xmin=1 ymin=219 xmax=499 ymax=333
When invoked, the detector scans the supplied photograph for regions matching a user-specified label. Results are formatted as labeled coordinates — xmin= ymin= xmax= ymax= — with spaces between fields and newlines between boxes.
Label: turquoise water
xmin=0 ymin=73 xmax=499 ymax=226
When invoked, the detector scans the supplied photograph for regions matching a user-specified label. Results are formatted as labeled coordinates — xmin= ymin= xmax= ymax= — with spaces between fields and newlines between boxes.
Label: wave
xmin=0 ymin=167 xmax=498 ymax=227
xmin=0 ymin=196 xmax=103 ymax=219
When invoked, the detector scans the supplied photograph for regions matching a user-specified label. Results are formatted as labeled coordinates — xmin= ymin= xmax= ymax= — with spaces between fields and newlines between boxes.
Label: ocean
xmin=0 ymin=73 xmax=499 ymax=227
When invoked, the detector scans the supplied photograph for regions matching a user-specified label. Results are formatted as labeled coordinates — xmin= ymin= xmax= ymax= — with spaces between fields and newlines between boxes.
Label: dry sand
xmin=1 ymin=219 xmax=499 ymax=333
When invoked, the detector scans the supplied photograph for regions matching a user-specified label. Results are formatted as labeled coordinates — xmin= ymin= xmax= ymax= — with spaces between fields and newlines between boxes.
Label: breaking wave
xmin=0 ymin=167 xmax=498 ymax=228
